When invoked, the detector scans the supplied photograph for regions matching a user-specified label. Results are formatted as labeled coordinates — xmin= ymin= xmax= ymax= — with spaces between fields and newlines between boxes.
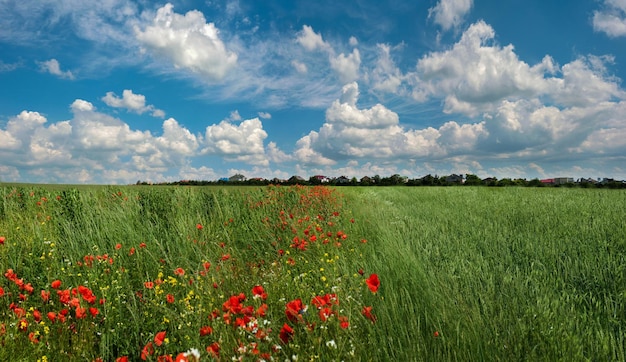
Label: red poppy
xmin=141 ymin=342 xmax=154 ymax=360
xmin=33 ymin=310 xmax=42 ymax=322
xmin=154 ymin=330 xmax=166 ymax=346
xmin=144 ymin=281 xmax=154 ymax=289
xmin=0 ymin=236 xmax=4 ymax=245
xmin=51 ymin=280 xmax=62 ymax=289
xmin=203 ymin=262 xmax=211 ymax=270
xmin=89 ymin=307 xmax=99 ymax=317
xmin=361 ymin=306 xmax=376 ymax=323
xmin=116 ymin=357 xmax=129 ymax=362
xmin=28 ymin=332 xmax=39 ymax=344
xmin=206 ymin=342 xmax=220 ymax=357
xmin=339 ymin=315 xmax=349 ymax=329
xmin=199 ymin=325 xmax=213 ymax=336
xmin=366 ymin=274 xmax=380 ymax=293
xmin=157 ymin=355 xmax=173 ymax=362
xmin=128 ymin=247 xmax=135 ymax=256
xmin=0 ymin=287 xmax=4 ymax=297
xmin=166 ymin=294 xmax=175 ymax=304
xmin=75 ymin=307 xmax=87 ymax=319
xmin=174 ymin=268 xmax=185 ymax=276
xmin=279 ymin=323 xmax=294 ymax=344
xmin=47 ymin=311 xmax=56 ymax=322
xmin=196 ymin=223 xmax=203 ymax=230
xmin=285 ymin=299 xmax=306 ymax=323
xmin=252 ymin=285 xmax=267 ymax=300
xmin=115 ymin=243 xmax=122 ymax=250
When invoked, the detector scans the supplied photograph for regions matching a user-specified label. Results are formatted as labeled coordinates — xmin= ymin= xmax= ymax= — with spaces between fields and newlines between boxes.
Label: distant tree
xmin=464 ymin=174 xmax=482 ymax=186
xmin=496 ymin=178 xmax=514 ymax=187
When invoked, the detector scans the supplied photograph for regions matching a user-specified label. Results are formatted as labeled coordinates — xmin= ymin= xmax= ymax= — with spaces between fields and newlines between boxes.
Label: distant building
xmin=445 ymin=174 xmax=465 ymax=184
xmin=554 ymin=177 xmax=574 ymax=185
xmin=335 ymin=176 xmax=351 ymax=184
xmin=311 ymin=175 xmax=330 ymax=183
xmin=228 ymin=174 xmax=246 ymax=182
xmin=288 ymin=175 xmax=306 ymax=184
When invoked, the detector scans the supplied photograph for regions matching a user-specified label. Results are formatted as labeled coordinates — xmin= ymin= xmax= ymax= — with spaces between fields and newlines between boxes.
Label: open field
xmin=1 ymin=185 xmax=625 ymax=361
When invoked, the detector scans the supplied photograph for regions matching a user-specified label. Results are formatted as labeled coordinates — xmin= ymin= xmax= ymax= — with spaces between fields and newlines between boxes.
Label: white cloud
xmin=38 ymin=59 xmax=74 ymax=79
xmin=102 ymin=89 xmax=165 ymax=117
xmin=203 ymin=118 xmax=269 ymax=165
xmin=369 ymin=44 xmax=406 ymax=94
xmin=267 ymin=142 xmax=292 ymax=163
xmin=413 ymin=21 xmax=624 ymax=116
xmin=71 ymin=99 xmax=95 ymax=112
xmin=291 ymin=60 xmax=308 ymax=73
xmin=135 ymin=3 xmax=237 ymax=81
xmin=296 ymin=25 xmax=331 ymax=52
xmin=295 ymin=82 xmax=486 ymax=165
xmin=330 ymin=48 xmax=361 ymax=83
xmin=258 ymin=112 xmax=271 ymax=119
xmin=593 ymin=0 xmax=626 ymax=37
xmin=428 ymin=0 xmax=473 ymax=31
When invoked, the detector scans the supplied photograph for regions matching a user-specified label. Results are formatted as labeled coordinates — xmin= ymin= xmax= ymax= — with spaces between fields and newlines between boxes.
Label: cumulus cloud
xmin=102 ymin=89 xmax=165 ymax=117
xmin=203 ymin=118 xmax=269 ymax=165
xmin=0 ymin=100 xmax=204 ymax=184
xmin=593 ymin=0 xmax=626 ymax=37
xmin=428 ymin=0 xmax=473 ymax=31
xmin=135 ymin=3 xmax=237 ymax=81
xmin=330 ymin=48 xmax=361 ymax=83
xmin=413 ymin=21 xmax=624 ymax=116
xmin=296 ymin=25 xmax=331 ymax=52
xmin=38 ymin=59 xmax=74 ymax=79
xmin=294 ymin=82 xmax=486 ymax=165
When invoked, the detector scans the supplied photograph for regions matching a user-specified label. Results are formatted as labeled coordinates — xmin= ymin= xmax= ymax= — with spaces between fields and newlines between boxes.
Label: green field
xmin=1 ymin=185 xmax=625 ymax=361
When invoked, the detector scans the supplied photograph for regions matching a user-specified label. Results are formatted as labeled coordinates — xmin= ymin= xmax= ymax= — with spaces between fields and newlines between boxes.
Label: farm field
xmin=0 ymin=185 xmax=625 ymax=361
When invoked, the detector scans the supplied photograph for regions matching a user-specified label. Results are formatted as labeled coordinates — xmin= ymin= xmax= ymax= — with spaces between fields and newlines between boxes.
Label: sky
xmin=1 ymin=0 xmax=626 ymax=184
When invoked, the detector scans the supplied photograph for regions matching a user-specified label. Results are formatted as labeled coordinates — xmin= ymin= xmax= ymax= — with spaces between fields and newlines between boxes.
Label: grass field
xmin=0 ymin=185 xmax=625 ymax=361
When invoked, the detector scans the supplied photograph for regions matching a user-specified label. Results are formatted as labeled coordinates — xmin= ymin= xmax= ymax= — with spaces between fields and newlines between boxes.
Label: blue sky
xmin=1 ymin=0 xmax=626 ymax=184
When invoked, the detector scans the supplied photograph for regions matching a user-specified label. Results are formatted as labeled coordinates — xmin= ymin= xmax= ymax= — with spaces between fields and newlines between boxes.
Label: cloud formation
xmin=135 ymin=3 xmax=238 ymax=80
xmin=102 ymin=89 xmax=165 ymax=117
xmin=428 ymin=0 xmax=473 ymax=31
xmin=38 ymin=59 xmax=74 ymax=79
xmin=593 ymin=0 xmax=626 ymax=37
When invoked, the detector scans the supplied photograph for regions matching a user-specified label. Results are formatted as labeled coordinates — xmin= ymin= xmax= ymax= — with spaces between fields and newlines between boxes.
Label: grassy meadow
xmin=0 ymin=185 xmax=625 ymax=361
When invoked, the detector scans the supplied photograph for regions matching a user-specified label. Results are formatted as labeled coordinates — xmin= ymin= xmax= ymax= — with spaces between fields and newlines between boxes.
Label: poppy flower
xmin=252 ymin=285 xmax=267 ymax=300
xmin=75 ymin=307 xmax=87 ymax=319
xmin=0 ymin=236 xmax=4 ymax=245
xmin=144 ymin=281 xmax=154 ymax=289
xmin=115 ymin=357 xmax=129 ymax=362
xmin=166 ymin=294 xmax=175 ymax=304
xmin=366 ymin=274 xmax=380 ymax=293
xmin=51 ymin=280 xmax=62 ymax=289
xmin=285 ymin=299 xmax=307 ymax=323
xmin=206 ymin=342 xmax=220 ymax=357
xmin=199 ymin=325 xmax=213 ymax=336
xmin=154 ymin=330 xmax=166 ymax=346
xmin=361 ymin=306 xmax=376 ymax=323
xmin=47 ymin=312 xmax=56 ymax=322
xmin=115 ymin=243 xmax=122 ymax=250
xmin=89 ymin=307 xmax=99 ymax=317
xmin=174 ymin=268 xmax=185 ymax=276
xmin=141 ymin=342 xmax=154 ymax=360
xmin=279 ymin=323 xmax=294 ymax=343
xmin=196 ymin=223 xmax=203 ymax=230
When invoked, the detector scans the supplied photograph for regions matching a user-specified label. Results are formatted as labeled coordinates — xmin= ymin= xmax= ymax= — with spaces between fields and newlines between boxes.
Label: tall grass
xmin=342 ymin=186 xmax=626 ymax=361
xmin=0 ymin=185 xmax=625 ymax=361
